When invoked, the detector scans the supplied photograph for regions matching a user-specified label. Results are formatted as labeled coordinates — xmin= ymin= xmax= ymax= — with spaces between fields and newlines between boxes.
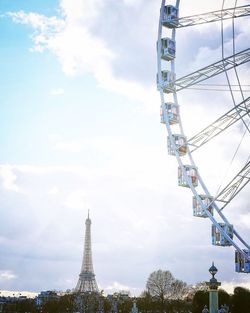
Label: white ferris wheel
xmin=157 ymin=0 xmax=250 ymax=273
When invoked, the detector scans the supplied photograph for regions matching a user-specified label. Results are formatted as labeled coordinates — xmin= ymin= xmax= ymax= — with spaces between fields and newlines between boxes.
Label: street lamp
xmin=206 ymin=262 xmax=221 ymax=313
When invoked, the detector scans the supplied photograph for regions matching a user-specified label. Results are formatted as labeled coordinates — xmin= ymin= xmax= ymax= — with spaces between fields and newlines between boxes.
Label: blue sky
xmin=0 ymin=0 xmax=250 ymax=296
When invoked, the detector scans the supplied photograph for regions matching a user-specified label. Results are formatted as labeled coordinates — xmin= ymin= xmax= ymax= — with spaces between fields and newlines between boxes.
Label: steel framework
xmin=188 ymin=96 xmax=250 ymax=151
xmin=174 ymin=49 xmax=250 ymax=91
xmin=216 ymin=160 xmax=250 ymax=207
xmin=163 ymin=5 xmax=250 ymax=28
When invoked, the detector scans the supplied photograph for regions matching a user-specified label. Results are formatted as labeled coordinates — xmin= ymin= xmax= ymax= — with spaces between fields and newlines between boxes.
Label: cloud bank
xmin=1 ymin=0 xmax=250 ymax=295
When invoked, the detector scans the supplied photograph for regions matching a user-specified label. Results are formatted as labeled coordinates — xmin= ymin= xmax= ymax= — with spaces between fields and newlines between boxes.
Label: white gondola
xmin=193 ymin=195 xmax=214 ymax=218
xmin=161 ymin=38 xmax=176 ymax=61
xmin=235 ymin=249 xmax=250 ymax=273
xmin=168 ymin=134 xmax=187 ymax=156
xmin=178 ymin=165 xmax=198 ymax=188
xmin=157 ymin=70 xmax=176 ymax=93
xmin=160 ymin=102 xmax=179 ymax=125
xmin=212 ymin=223 xmax=233 ymax=246
xmin=162 ymin=5 xmax=179 ymax=28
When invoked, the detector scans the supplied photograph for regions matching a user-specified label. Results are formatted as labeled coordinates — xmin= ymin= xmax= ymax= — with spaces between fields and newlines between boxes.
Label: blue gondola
xmin=157 ymin=70 xmax=176 ymax=93
xmin=178 ymin=165 xmax=198 ymax=188
xmin=162 ymin=5 xmax=179 ymax=28
xmin=160 ymin=102 xmax=179 ymax=125
xmin=235 ymin=249 xmax=250 ymax=273
xmin=168 ymin=134 xmax=187 ymax=156
xmin=212 ymin=223 xmax=233 ymax=246
xmin=161 ymin=38 xmax=176 ymax=60
xmin=193 ymin=195 xmax=214 ymax=218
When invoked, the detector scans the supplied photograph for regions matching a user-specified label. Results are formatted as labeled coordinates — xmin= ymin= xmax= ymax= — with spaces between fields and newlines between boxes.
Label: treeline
xmin=1 ymin=269 xmax=250 ymax=313
xmin=139 ymin=269 xmax=250 ymax=313
xmin=192 ymin=287 xmax=250 ymax=313
xmin=138 ymin=285 xmax=250 ymax=313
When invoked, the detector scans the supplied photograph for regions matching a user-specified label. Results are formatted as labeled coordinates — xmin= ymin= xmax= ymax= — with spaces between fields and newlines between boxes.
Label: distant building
xmin=0 ymin=292 xmax=31 ymax=311
xmin=36 ymin=290 xmax=60 ymax=306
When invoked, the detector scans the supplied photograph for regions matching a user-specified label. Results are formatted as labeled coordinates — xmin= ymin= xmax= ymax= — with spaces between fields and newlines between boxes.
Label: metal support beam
xmin=163 ymin=5 xmax=250 ymax=28
xmin=216 ymin=160 xmax=250 ymax=209
xmin=187 ymin=97 xmax=250 ymax=151
xmin=174 ymin=49 xmax=250 ymax=91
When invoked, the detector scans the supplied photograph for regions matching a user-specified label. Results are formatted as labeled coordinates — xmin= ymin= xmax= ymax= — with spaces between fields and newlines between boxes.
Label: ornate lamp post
xmin=206 ymin=262 xmax=221 ymax=313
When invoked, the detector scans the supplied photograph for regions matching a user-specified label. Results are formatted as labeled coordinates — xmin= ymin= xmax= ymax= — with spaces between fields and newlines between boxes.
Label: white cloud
xmin=60 ymin=0 xmax=104 ymax=24
xmin=8 ymin=1 xmax=249 ymax=118
xmin=48 ymin=186 xmax=60 ymax=195
xmin=238 ymin=213 xmax=250 ymax=228
xmin=0 ymin=290 xmax=38 ymax=298
xmin=106 ymin=281 xmax=130 ymax=292
xmin=47 ymin=23 xmax=114 ymax=76
xmin=0 ymin=165 xmax=21 ymax=193
xmin=64 ymin=190 xmax=89 ymax=210
xmin=7 ymin=2 xmax=158 ymax=111
xmin=54 ymin=141 xmax=82 ymax=153
xmin=8 ymin=5 xmax=115 ymax=78
xmin=103 ymin=282 xmax=142 ymax=296
xmin=0 ymin=158 xmax=248 ymax=293
xmin=123 ymin=0 xmax=143 ymax=8
xmin=223 ymin=280 xmax=250 ymax=294
xmin=7 ymin=11 xmax=65 ymax=53
xmin=50 ymin=88 xmax=64 ymax=96
xmin=0 ymin=271 xmax=17 ymax=281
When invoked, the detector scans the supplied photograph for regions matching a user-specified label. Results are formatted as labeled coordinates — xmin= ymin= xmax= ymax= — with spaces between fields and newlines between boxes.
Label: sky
xmin=0 ymin=0 xmax=250 ymax=296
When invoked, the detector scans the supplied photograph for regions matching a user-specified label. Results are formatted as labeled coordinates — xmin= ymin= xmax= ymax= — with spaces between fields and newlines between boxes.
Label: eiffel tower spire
xmin=75 ymin=212 xmax=98 ymax=293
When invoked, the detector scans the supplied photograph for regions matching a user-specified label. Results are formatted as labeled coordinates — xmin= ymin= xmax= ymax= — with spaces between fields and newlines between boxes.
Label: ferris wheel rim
xmin=157 ymin=0 xmax=250 ymax=264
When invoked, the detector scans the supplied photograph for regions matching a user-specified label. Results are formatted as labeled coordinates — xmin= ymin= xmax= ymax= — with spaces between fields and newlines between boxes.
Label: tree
xmin=171 ymin=279 xmax=189 ymax=300
xmin=74 ymin=292 xmax=100 ymax=313
xmin=137 ymin=291 xmax=155 ymax=313
xmin=231 ymin=286 xmax=250 ymax=313
xmin=192 ymin=290 xmax=209 ymax=313
xmin=117 ymin=297 xmax=133 ymax=313
xmin=146 ymin=269 xmax=190 ymax=313
xmin=3 ymin=299 xmax=38 ymax=313
xmin=218 ymin=289 xmax=230 ymax=309
xmin=146 ymin=270 xmax=174 ymax=307
xmin=102 ymin=297 xmax=112 ymax=313
xmin=187 ymin=282 xmax=208 ymax=302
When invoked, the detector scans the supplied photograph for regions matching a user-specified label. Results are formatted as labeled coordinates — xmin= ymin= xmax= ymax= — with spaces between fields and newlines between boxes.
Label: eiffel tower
xmin=75 ymin=211 xmax=98 ymax=293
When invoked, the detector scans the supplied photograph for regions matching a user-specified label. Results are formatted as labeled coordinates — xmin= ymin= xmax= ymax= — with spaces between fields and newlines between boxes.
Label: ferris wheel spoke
xmin=215 ymin=160 xmax=250 ymax=208
xmin=187 ymin=96 xmax=250 ymax=151
xmin=162 ymin=5 xmax=250 ymax=28
xmin=171 ymin=49 xmax=250 ymax=91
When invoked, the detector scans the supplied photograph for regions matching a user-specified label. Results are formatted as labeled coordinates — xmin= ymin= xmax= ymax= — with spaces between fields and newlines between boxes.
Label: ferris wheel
xmin=157 ymin=0 xmax=250 ymax=273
